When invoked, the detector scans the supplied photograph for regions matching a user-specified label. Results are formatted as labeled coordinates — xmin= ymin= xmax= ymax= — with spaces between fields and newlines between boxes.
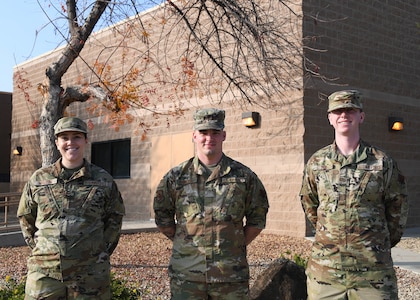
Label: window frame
xmin=91 ymin=138 xmax=131 ymax=179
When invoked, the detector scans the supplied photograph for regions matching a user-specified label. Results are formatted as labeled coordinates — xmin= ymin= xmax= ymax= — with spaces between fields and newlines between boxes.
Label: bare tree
xmin=37 ymin=0 xmax=110 ymax=166
xmin=23 ymin=0 xmax=327 ymax=166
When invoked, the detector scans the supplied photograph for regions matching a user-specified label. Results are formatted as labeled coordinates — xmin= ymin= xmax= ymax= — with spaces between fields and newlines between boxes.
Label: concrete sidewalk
xmin=121 ymin=220 xmax=158 ymax=234
xmin=392 ymin=226 xmax=420 ymax=274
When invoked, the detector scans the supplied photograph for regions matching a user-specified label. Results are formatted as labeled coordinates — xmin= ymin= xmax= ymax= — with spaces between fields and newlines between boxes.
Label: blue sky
xmin=0 ymin=1 xmax=64 ymax=92
xmin=0 ymin=1 xmax=158 ymax=93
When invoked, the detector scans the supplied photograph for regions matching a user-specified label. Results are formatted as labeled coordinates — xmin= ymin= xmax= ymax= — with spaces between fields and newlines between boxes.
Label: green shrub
xmin=110 ymin=273 xmax=144 ymax=299
xmin=280 ymin=250 xmax=308 ymax=269
xmin=293 ymin=253 xmax=308 ymax=269
xmin=0 ymin=276 xmax=25 ymax=300
xmin=0 ymin=273 xmax=145 ymax=300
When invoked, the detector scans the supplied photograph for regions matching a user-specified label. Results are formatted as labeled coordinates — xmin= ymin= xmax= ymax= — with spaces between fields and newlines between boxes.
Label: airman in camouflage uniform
xmin=154 ymin=108 xmax=269 ymax=299
xmin=300 ymin=90 xmax=408 ymax=300
xmin=17 ymin=117 xmax=125 ymax=299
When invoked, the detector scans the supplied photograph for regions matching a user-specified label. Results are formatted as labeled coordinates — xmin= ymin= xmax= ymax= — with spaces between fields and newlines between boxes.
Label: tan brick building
xmin=11 ymin=1 xmax=420 ymax=237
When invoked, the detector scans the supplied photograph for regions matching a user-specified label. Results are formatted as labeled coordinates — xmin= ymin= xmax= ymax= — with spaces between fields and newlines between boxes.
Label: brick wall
xmin=302 ymin=1 xmax=420 ymax=228
xmin=10 ymin=1 xmax=420 ymax=237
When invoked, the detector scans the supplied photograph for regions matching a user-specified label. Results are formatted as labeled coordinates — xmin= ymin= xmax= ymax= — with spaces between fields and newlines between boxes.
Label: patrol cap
xmin=54 ymin=117 xmax=88 ymax=136
xmin=193 ymin=108 xmax=225 ymax=131
xmin=327 ymin=90 xmax=363 ymax=112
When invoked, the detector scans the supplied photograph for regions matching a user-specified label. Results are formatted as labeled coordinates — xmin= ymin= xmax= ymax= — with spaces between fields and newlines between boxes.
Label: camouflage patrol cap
xmin=54 ymin=117 xmax=88 ymax=136
xmin=327 ymin=90 xmax=363 ymax=112
xmin=193 ymin=108 xmax=225 ymax=131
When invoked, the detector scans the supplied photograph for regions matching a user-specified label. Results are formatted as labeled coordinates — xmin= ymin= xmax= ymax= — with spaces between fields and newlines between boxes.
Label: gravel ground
xmin=1 ymin=232 xmax=419 ymax=299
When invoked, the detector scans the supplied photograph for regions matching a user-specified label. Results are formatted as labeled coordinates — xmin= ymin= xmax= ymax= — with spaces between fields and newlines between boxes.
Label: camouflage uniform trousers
xmin=306 ymin=266 xmax=398 ymax=300
xmin=24 ymin=270 xmax=111 ymax=300
xmin=170 ymin=278 xmax=249 ymax=300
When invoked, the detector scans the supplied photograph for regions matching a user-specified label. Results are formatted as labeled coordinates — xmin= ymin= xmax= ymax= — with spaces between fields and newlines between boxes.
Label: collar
xmin=53 ymin=158 xmax=91 ymax=179
xmin=331 ymin=140 xmax=369 ymax=166
xmin=192 ymin=154 xmax=232 ymax=178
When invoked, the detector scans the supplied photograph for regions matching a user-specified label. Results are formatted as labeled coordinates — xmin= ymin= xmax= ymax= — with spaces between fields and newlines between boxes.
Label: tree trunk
xmin=39 ymin=80 xmax=63 ymax=166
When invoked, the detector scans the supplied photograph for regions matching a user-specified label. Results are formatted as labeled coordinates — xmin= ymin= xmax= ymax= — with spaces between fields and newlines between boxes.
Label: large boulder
xmin=250 ymin=258 xmax=307 ymax=300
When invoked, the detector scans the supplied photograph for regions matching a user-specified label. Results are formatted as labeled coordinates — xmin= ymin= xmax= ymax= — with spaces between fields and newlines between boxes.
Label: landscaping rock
xmin=250 ymin=258 xmax=307 ymax=300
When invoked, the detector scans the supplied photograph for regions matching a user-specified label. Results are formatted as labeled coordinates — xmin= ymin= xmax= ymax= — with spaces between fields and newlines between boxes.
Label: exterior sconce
xmin=241 ymin=112 xmax=260 ymax=128
xmin=388 ymin=117 xmax=404 ymax=131
xmin=13 ymin=146 xmax=23 ymax=156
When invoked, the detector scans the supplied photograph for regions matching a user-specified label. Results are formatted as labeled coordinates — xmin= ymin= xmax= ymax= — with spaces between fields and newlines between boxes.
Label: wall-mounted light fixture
xmin=241 ymin=111 xmax=260 ymax=128
xmin=13 ymin=146 xmax=23 ymax=156
xmin=388 ymin=116 xmax=404 ymax=132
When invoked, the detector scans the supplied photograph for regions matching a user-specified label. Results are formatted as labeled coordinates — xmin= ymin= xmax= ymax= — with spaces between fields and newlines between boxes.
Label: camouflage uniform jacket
xmin=300 ymin=140 xmax=408 ymax=272
xmin=154 ymin=154 xmax=269 ymax=283
xmin=17 ymin=158 xmax=125 ymax=281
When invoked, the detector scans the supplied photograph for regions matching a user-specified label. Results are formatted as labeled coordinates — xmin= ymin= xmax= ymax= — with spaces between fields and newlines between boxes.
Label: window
xmin=91 ymin=139 xmax=130 ymax=178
